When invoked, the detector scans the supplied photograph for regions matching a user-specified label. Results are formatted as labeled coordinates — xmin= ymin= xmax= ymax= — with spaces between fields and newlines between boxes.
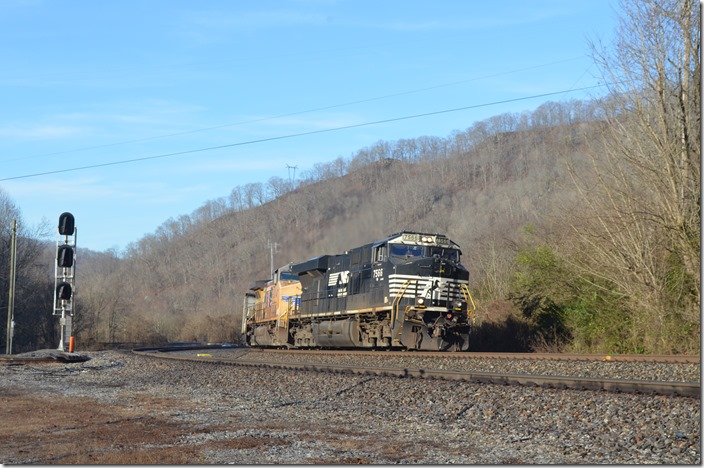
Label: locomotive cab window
xmin=390 ymin=244 xmax=425 ymax=258
xmin=429 ymin=247 xmax=460 ymax=263
xmin=279 ymin=271 xmax=299 ymax=282
xmin=374 ymin=244 xmax=387 ymax=262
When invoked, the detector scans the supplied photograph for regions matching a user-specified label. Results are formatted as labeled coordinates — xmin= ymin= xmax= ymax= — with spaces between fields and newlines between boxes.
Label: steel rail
xmin=244 ymin=348 xmax=701 ymax=364
xmin=132 ymin=348 xmax=700 ymax=399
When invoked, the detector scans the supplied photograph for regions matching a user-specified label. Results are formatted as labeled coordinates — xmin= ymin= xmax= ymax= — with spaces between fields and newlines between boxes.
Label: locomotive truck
xmin=242 ymin=231 xmax=476 ymax=351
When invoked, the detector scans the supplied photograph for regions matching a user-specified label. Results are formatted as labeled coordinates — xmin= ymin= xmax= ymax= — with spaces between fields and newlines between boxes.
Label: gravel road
xmin=1 ymin=350 xmax=700 ymax=464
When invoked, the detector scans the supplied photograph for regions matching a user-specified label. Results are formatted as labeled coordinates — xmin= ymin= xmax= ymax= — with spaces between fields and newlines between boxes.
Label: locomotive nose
xmin=433 ymin=263 xmax=455 ymax=275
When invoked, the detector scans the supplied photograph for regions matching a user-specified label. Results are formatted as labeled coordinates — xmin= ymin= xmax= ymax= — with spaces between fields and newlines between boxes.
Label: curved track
xmin=132 ymin=346 xmax=700 ymax=399
xmin=240 ymin=348 xmax=700 ymax=363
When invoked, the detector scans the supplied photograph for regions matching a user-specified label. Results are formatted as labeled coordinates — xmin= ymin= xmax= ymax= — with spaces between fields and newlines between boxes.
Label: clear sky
xmin=1 ymin=0 xmax=618 ymax=253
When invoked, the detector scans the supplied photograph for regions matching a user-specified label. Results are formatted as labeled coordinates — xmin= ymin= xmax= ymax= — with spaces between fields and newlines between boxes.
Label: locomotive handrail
xmin=391 ymin=280 xmax=414 ymax=346
xmin=460 ymin=284 xmax=477 ymax=325
xmin=278 ymin=297 xmax=299 ymax=328
xmin=391 ymin=279 xmax=413 ymax=325
xmin=278 ymin=307 xmax=288 ymax=329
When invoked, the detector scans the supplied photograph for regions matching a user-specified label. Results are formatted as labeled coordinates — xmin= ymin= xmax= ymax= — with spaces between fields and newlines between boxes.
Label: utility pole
xmin=286 ymin=164 xmax=297 ymax=188
xmin=5 ymin=219 xmax=17 ymax=355
xmin=267 ymin=239 xmax=278 ymax=279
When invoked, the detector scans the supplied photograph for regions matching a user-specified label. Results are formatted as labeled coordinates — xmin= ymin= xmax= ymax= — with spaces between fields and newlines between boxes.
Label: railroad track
xmin=132 ymin=346 xmax=701 ymax=399
xmin=243 ymin=348 xmax=700 ymax=363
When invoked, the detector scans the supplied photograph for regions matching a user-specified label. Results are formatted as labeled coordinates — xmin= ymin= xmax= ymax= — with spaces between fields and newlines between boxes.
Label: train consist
xmin=241 ymin=231 xmax=476 ymax=351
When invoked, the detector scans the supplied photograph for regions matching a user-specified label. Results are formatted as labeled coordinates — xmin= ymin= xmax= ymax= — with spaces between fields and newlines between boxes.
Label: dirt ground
xmin=3 ymin=350 xmax=699 ymax=465
xmin=0 ymin=359 xmax=398 ymax=464
xmin=0 ymin=378 xmax=414 ymax=465
xmin=1 ymin=383 xmax=216 ymax=464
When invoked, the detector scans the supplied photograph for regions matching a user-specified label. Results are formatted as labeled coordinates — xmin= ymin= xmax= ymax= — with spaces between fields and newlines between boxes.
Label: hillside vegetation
xmin=79 ymin=107 xmax=591 ymax=346
xmin=76 ymin=92 xmax=698 ymax=353
xmin=1 ymin=0 xmax=699 ymax=354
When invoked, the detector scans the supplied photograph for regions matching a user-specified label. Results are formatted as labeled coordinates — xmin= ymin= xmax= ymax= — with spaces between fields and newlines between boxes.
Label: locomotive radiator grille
xmin=388 ymin=274 xmax=468 ymax=301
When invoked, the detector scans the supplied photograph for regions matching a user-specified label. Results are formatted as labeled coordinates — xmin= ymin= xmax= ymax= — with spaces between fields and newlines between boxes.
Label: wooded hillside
xmin=74 ymin=90 xmax=698 ymax=353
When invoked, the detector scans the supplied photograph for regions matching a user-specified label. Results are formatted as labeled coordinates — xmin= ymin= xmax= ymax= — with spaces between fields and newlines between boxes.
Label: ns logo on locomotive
xmin=242 ymin=231 xmax=476 ymax=351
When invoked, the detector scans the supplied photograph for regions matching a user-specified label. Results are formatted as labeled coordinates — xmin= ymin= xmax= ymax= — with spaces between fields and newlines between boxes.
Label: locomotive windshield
xmin=390 ymin=244 xmax=425 ymax=258
xmin=279 ymin=271 xmax=299 ymax=281
xmin=389 ymin=243 xmax=461 ymax=262
xmin=429 ymin=247 xmax=460 ymax=263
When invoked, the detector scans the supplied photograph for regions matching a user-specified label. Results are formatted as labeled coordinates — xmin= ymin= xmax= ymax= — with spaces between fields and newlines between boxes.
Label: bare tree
xmin=0 ymin=189 xmax=54 ymax=352
xmin=266 ymin=176 xmax=289 ymax=200
xmin=242 ymin=182 xmax=265 ymax=208
xmin=568 ymin=0 xmax=700 ymax=351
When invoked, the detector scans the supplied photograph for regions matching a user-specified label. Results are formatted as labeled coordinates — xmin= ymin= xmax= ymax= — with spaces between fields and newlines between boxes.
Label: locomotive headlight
xmin=416 ymin=297 xmax=427 ymax=308
xmin=453 ymin=300 xmax=465 ymax=311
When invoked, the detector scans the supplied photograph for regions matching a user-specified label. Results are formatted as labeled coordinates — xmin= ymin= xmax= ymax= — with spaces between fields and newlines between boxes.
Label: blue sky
xmin=1 ymin=0 xmax=618 ymax=252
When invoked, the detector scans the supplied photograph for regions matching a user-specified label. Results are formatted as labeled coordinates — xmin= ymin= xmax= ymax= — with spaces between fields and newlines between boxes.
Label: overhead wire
xmin=0 ymin=83 xmax=605 ymax=182
xmin=2 ymin=56 xmax=587 ymax=164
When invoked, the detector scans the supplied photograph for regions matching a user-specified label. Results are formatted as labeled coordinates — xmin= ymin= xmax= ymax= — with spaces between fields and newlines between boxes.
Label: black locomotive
xmin=242 ymin=231 xmax=475 ymax=351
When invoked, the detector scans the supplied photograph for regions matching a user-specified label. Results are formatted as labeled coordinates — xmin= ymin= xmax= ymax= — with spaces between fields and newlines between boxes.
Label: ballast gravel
xmin=212 ymin=348 xmax=701 ymax=383
xmin=1 ymin=349 xmax=700 ymax=464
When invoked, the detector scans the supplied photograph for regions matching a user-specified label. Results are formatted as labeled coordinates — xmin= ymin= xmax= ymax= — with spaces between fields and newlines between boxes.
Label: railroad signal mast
xmin=54 ymin=212 xmax=77 ymax=352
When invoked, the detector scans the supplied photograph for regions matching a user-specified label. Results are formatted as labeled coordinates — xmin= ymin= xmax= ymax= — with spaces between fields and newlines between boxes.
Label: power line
xmin=2 ymin=56 xmax=587 ymax=164
xmin=0 ymin=83 xmax=605 ymax=182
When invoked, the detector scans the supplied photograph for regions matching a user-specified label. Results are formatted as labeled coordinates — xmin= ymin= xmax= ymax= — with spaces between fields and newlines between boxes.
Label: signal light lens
xmin=56 ymin=282 xmax=72 ymax=301
xmin=57 ymin=245 xmax=74 ymax=268
xmin=58 ymin=212 xmax=75 ymax=236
